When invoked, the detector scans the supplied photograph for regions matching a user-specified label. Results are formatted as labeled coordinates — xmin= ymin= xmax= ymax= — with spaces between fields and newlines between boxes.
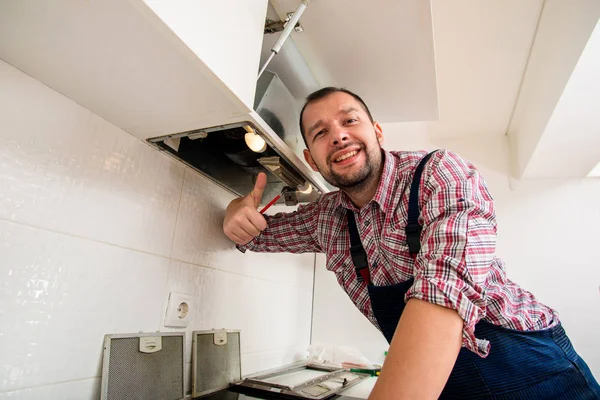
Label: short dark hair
xmin=299 ymin=87 xmax=374 ymax=147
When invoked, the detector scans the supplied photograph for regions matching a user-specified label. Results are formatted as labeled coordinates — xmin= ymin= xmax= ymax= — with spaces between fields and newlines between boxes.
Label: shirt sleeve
xmin=404 ymin=149 xmax=496 ymax=357
xmin=237 ymin=200 xmax=323 ymax=254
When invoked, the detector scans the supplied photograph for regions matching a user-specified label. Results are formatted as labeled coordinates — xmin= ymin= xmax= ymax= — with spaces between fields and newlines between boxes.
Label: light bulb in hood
xmin=297 ymin=182 xmax=312 ymax=194
xmin=244 ymin=129 xmax=267 ymax=153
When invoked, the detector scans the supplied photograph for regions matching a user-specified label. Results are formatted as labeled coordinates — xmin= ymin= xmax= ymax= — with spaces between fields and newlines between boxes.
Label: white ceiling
xmin=2 ymin=0 xmax=597 ymax=179
xmin=516 ymin=20 xmax=600 ymax=178
xmin=589 ymin=161 xmax=600 ymax=178
xmin=0 ymin=0 xmax=547 ymax=143
xmin=268 ymin=0 xmax=439 ymax=124
xmin=272 ymin=0 xmax=600 ymax=180
xmin=507 ymin=0 xmax=600 ymax=179
xmin=385 ymin=0 xmax=544 ymax=142
xmin=268 ymin=0 xmax=544 ymax=140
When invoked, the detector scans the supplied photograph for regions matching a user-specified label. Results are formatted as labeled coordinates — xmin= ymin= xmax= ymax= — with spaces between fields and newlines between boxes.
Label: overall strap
xmin=347 ymin=211 xmax=371 ymax=284
xmin=406 ymin=151 xmax=436 ymax=257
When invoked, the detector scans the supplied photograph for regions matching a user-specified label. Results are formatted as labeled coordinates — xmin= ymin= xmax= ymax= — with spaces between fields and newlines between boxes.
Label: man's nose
xmin=330 ymin=125 xmax=349 ymax=146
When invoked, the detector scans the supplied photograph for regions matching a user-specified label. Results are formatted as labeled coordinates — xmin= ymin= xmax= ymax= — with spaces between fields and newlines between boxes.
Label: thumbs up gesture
xmin=223 ymin=172 xmax=269 ymax=245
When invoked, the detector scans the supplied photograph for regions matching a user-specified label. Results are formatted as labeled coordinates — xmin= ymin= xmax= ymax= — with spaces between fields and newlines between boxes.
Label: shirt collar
xmin=334 ymin=149 xmax=397 ymax=213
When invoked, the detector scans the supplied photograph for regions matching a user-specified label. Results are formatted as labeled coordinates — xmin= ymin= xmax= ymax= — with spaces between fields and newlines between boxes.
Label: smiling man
xmin=223 ymin=87 xmax=600 ymax=399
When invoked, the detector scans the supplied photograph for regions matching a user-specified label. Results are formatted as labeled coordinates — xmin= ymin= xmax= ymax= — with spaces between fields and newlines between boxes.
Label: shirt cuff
xmin=235 ymin=235 xmax=260 ymax=253
xmin=405 ymin=276 xmax=490 ymax=357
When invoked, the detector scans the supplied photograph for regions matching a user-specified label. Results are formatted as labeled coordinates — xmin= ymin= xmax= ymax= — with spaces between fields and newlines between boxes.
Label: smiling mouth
xmin=334 ymin=150 xmax=359 ymax=163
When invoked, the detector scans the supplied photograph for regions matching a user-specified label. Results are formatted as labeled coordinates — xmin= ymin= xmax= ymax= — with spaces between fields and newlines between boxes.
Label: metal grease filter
xmin=103 ymin=334 xmax=184 ymax=400
xmin=193 ymin=331 xmax=241 ymax=397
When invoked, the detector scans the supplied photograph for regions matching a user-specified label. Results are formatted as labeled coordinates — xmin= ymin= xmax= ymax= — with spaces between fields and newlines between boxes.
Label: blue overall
xmin=347 ymin=152 xmax=600 ymax=399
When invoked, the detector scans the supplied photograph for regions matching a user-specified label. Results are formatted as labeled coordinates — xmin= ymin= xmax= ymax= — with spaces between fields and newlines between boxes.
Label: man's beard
xmin=318 ymin=142 xmax=382 ymax=191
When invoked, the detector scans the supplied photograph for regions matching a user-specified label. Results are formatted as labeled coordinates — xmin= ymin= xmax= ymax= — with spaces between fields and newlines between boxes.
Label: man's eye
xmin=314 ymin=129 xmax=325 ymax=137
xmin=346 ymin=119 xmax=357 ymax=124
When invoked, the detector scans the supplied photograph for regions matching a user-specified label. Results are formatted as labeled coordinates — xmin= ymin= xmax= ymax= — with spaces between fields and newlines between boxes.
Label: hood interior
xmin=147 ymin=72 xmax=327 ymax=206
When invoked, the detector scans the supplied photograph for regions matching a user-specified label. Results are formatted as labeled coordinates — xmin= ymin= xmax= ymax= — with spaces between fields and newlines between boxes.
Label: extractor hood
xmin=0 ymin=0 xmax=330 ymax=207
xmin=147 ymin=70 xmax=329 ymax=205
xmin=0 ymin=0 xmax=438 ymax=207
xmin=145 ymin=0 xmax=332 ymax=206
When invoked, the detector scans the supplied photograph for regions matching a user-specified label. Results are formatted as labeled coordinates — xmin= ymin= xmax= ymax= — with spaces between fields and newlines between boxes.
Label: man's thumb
xmin=250 ymin=172 xmax=267 ymax=207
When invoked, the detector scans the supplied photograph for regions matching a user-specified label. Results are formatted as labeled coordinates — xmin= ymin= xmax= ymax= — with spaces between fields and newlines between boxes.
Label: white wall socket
xmin=164 ymin=292 xmax=194 ymax=328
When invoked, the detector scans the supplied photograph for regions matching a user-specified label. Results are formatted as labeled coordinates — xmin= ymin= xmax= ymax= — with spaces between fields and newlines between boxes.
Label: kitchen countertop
xmin=337 ymin=376 xmax=377 ymax=398
xmin=194 ymin=376 xmax=377 ymax=399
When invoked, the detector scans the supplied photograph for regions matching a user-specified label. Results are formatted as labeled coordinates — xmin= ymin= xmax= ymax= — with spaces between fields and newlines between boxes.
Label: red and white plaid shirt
xmin=240 ymin=149 xmax=559 ymax=356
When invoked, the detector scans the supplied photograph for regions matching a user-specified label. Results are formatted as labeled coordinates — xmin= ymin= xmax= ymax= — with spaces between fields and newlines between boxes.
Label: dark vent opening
xmin=148 ymin=71 xmax=328 ymax=205
xmin=154 ymin=125 xmax=292 ymax=203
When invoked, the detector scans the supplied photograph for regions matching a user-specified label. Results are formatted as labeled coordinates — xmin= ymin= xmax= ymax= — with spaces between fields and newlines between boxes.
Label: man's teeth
xmin=335 ymin=150 xmax=358 ymax=162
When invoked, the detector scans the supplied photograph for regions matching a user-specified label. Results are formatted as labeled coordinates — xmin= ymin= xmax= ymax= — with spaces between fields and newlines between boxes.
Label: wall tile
xmin=0 ymin=59 xmax=318 ymax=399
xmin=0 ymin=221 xmax=169 ymax=391
xmin=0 ymin=60 xmax=185 ymax=257
xmin=311 ymin=254 xmax=388 ymax=364
xmin=0 ymin=378 xmax=100 ymax=400
xmin=171 ymin=168 xmax=315 ymax=290
xmin=241 ymin=346 xmax=309 ymax=377
xmin=161 ymin=260 xmax=312 ymax=365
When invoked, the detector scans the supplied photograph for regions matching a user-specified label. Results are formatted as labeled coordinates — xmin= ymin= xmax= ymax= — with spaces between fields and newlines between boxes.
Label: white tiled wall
xmin=0 ymin=221 xmax=170 ymax=391
xmin=0 ymin=60 xmax=314 ymax=398
xmin=0 ymin=378 xmax=100 ymax=400
xmin=171 ymin=169 xmax=314 ymax=291
xmin=0 ymin=60 xmax=184 ymax=257
xmin=162 ymin=260 xmax=312 ymax=369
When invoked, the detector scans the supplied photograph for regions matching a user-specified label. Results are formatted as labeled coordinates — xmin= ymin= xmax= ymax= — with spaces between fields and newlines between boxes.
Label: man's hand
xmin=223 ymin=172 xmax=268 ymax=245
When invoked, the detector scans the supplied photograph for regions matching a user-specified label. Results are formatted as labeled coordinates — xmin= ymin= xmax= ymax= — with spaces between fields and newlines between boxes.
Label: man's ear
xmin=374 ymin=121 xmax=384 ymax=146
xmin=303 ymin=149 xmax=319 ymax=172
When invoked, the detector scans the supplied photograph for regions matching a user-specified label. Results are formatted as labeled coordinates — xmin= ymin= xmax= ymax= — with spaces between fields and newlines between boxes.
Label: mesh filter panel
xmin=193 ymin=331 xmax=241 ymax=397
xmin=102 ymin=333 xmax=184 ymax=400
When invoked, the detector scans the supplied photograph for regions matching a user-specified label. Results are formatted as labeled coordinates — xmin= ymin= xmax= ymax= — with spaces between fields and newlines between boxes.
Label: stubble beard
xmin=319 ymin=142 xmax=383 ymax=193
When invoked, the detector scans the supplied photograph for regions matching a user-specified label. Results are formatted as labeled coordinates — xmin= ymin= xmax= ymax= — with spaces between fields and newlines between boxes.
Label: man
xmin=223 ymin=87 xmax=600 ymax=399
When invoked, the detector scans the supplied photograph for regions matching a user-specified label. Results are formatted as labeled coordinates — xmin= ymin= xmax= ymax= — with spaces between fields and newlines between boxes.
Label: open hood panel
xmin=0 ymin=0 xmax=331 ymax=206
xmin=147 ymin=71 xmax=331 ymax=205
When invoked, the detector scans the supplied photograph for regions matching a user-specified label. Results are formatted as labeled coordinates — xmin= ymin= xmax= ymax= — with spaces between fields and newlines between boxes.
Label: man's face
xmin=302 ymin=92 xmax=384 ymax=190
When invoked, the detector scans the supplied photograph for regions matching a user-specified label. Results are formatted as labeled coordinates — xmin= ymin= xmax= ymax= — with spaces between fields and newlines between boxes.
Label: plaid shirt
xmin=240 ymin=149 xmax=559 ymax=356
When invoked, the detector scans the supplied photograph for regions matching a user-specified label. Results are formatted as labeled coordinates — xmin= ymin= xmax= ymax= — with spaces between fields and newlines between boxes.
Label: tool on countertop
xmin=343 ymin=362 xmax=381 ymax=377
xmin=349 ymin=368 xmax=380 ymax=377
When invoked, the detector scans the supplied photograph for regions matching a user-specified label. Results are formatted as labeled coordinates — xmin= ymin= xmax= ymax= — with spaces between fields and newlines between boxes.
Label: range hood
xmin=0 ymin=0 xmax=437 ymax=208
xmin=0 ymin=0 xmax=330 ymax=207
xmin=144 ymin=0 xmax=332 ymax=206
xmin=147 ymin=70 xmax=330 ymax=205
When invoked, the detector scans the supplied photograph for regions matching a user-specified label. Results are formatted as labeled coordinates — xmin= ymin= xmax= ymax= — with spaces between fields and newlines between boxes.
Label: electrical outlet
xmin=164 ymin=292 xmax=194 ymax=328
